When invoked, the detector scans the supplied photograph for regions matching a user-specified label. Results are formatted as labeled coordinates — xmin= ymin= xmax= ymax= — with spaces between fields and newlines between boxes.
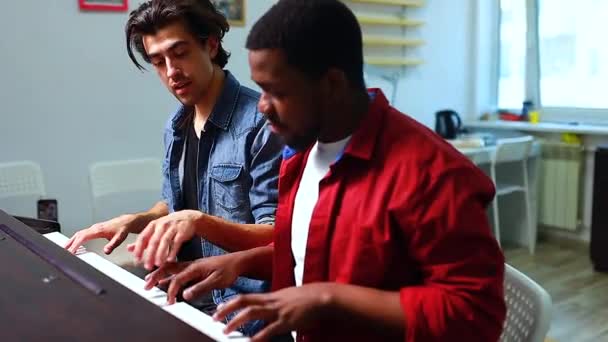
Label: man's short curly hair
xmin=246 ymin=0 xmax=366 ymax=90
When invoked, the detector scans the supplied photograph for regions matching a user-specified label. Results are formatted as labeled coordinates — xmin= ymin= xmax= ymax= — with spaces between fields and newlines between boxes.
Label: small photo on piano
xmin=37 ymin=199 xmax=58 ymax=222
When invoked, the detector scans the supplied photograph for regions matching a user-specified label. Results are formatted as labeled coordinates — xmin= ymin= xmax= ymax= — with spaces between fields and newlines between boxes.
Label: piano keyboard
xmin=44 ymin=232 xmax=248 ymax=342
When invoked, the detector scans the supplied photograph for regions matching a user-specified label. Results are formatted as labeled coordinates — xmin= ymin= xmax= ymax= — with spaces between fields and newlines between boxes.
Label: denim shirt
xmin=160 ymin=71 xmax=282 ymax=315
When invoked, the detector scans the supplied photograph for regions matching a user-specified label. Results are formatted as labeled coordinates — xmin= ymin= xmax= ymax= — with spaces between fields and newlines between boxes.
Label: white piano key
xmin=76 ymin=253 xmax=156 ymax=299
xmin=44 ymin=232 xmax=248 ymax=341
xmin=45 ymin=231 xmax=70 ymax=247
xmin=163 ymin=303 xmax=246 ymax=342
xmin=45 ymin=232 xmax=87 ymax=254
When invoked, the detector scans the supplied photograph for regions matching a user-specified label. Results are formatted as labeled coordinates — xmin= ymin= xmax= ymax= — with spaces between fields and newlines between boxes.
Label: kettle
xmin=435 ymin=109 xmax=462 ymax=140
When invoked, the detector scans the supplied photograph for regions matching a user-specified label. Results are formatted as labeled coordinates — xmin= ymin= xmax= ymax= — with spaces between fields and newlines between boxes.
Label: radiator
xmin=539 ymin=141 xmax=584 ymax=231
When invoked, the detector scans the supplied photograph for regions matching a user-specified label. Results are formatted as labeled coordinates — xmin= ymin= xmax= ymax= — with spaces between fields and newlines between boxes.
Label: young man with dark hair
xmin=64 ymin=0 xmax=282 ymax=335
xmin=136 ymin=0 xmax=506 ymax=340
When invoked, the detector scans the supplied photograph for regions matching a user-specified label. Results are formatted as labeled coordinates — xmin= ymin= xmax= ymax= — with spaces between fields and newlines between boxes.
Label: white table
xmin=457 ymin=146 xmax=496 ymax=165
xmin=454 ymin=142 xmax=541 ymax=249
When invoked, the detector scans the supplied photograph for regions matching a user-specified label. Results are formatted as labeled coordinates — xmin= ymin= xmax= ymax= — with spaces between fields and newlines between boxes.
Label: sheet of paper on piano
xmin=44 ymin=232 xmax=248 ymax=342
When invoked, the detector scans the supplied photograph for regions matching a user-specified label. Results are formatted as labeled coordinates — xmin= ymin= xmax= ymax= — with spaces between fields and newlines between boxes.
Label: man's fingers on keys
xmin=64 ymin=234 xmax=76 ymax=250
xmin=145 ymin=274 xmax=173 ymax=290
xmin=65 ymin=230 xmax=87 ymax=253
xmin=104 ymin=230 xmax=127 ymax=255
xmin=157 ymin=276 xmax=174 ymax=286
xmin=155 ymin=227 xmax=176 ymax=267
xmin=67 ymin=233 xmax=88 ymax=254
xmin=214 ymin=294 xmax=266 ymax=322
xmin=144 ymin=262 xmax=182 ymax=290
xmin=223 ymin=304 xmax=275 ymax=335
xmin=166 ymin=231 xmax=188 ymax=262
xmin=166 ymin=266 xmax=198 ymax=305
xmin=144 ymin=268 xmax=164 ymax=290
xmin=250 ymin=321 xmax=286 ymax=342
xmin=145 ymin=222 xmax=167 ymax=269
xmin=133 ymin=221 xmax=155 ymax=262
xmin=182 ymin=272 xmax=220 ymax=301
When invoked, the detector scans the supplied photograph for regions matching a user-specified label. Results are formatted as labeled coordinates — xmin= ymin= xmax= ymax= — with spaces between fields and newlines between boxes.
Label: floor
xmin=505 ymin=240 xmax=608 ymax=342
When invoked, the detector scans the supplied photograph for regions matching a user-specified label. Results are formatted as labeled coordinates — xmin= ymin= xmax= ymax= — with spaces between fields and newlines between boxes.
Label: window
xmin=538 ymin=0 xmax=608 ymax=108
xmin=498 ymin=0 xmax=527 ymax=110
xmin=497 ymin=0 xmax=608 ymax=112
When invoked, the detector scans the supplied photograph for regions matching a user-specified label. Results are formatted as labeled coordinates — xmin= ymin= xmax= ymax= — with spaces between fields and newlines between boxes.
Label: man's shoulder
xmin=238 ymin=83 xmax=261 ymax=102
xmin=378 ymin=108 xmax=442 ymax=155
xmin=230 ymin=83 xmax=265 ymax=132
xmin=379 ymin=108 xmax=481 ymax=174
xmin=227 ymin=70 xmax=261 ymax=106
xmin=163 ymin=105 xmax=188 ymax=132
xmin=235 ymin=83 xmax=262 ymax=117
xmin=375 ymin=109 xmax=494 ymax=203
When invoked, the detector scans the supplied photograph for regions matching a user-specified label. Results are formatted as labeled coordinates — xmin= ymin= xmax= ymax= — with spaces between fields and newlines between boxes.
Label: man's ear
xmin=206 ymin=36 xmax=220 ymax=59
xmin=322 ymin=68 xmax=349 ymax=98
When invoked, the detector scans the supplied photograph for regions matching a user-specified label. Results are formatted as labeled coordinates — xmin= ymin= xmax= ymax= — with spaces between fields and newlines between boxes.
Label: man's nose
xmin=166 ymin=59 xmax=181 ymax=79
xmin=258 ymin=92 xmax=274 ymax=114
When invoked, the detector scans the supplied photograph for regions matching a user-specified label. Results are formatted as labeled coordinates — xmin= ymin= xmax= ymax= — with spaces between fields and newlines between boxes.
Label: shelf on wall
xmin=349 ymin=0 xmax=426 ymax=72
xmin=363 ymin=35 xmax=425 ymax=46
xmin=356 ymin=15 xmax=424 ymax=26
xmin=364 ymin=57 xmax=424 ymax=66
xmin=350 ymin=0 xmax=424 ymax=7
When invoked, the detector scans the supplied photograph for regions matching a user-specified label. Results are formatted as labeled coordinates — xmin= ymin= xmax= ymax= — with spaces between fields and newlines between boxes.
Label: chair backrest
xmin=89 ymin=158 xmax=162 ymax=221
xmin=89 ymin=158 xmax=161 ymax=199
xmin=500 ymin=264 xmax=552 ymax=342
xmin=0 ymin=161 xmax=46 ymax=199
xmin=493 ymin=136 xmax=534 ymax=164
xmin=460 ymin=147 xmax=493 ymax=165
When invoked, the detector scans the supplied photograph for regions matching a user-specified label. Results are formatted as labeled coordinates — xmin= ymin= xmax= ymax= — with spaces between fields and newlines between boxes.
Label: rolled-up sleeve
xmin=248 ymin=119 xmax=283 ymax=225
xmin=395 ymin=166 xmax=506 ymax=342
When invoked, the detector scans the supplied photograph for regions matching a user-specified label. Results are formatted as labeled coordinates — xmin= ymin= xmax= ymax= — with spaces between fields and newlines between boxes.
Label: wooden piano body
xmin=0 ymin=209 xmax=246 ymax=341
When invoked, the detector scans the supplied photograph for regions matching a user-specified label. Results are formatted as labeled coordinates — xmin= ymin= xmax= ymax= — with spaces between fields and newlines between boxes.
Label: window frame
xmin=494 ymin=0 xmax=608 ymax=122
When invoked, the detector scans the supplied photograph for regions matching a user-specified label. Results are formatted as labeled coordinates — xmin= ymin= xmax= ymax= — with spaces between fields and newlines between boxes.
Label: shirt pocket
xmin=210 ymin=164 xmax=248 ymax=212
xmin=330 ymin=221 xmax=389 ymax=286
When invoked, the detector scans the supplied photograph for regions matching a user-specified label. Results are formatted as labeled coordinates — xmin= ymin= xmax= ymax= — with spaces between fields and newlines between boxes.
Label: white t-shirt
xmin=291 ymin=136 xmax=351 ymax=287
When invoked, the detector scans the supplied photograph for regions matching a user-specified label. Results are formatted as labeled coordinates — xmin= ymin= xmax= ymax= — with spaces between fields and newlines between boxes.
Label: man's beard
xmin=266 ymin=111 xmax=321 ymax=152
xmin=283 ymin=127 xmax=320 ymax=152
xmin=173 ymin=91 xmax=196 ymax=106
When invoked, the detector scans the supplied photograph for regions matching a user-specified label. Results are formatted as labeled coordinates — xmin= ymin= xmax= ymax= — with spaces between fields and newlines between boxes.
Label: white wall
xmin=351 ymin=0 xmax=477 ymax=128
xmin=0 ymin=0 xmax=275 ymax=235
xmin=0 ymin=0 xmax=475 ymax=235
xmin=220 ymin=1 xmax=277 ymax=89
xmin=363 ymin=0 xmax=478 ymax=128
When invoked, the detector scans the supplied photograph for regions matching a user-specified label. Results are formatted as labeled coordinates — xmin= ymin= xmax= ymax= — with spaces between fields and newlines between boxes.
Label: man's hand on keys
xmin=128 ymin=210 xmax=203 ymax=270
xmin=65 ymin=214 xmax=140 ymax=255
xmin=144 ymin=252 xmax=243 ymax=305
